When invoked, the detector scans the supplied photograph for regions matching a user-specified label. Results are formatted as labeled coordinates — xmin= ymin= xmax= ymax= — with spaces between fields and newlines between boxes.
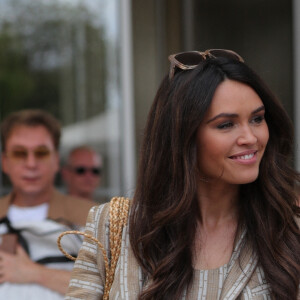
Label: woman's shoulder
xmin=87 ymin=201 xmax=110 ymax=222
xmin=87 ymin=196 xmax=131 ymax=225
xmin=85 ymin=197 xmax=131 ymax=245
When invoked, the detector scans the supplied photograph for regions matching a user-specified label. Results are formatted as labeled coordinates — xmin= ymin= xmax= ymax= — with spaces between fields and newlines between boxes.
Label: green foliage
xmin=0 ymin=1 xmax=108 ymax=123
xmin=0 ymin=23 xmax=59 ymax=120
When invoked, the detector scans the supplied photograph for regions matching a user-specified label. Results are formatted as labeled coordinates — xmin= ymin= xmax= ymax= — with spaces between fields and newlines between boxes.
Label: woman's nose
xmin=237 ymin=125 xmax=258 ymax=145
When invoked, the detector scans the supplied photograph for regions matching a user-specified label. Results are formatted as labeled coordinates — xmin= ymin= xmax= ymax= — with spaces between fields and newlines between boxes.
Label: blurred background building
xmin=0 ymin=0 xmax=299 ymax=200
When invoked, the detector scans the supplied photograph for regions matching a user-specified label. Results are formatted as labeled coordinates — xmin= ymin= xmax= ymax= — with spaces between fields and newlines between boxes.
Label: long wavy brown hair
xmin=129 ymin=57 xmax=300 ymax=299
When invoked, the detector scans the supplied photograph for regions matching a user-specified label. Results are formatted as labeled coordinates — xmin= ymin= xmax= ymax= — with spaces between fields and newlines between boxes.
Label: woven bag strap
xmin=57 ymin=196 xmax=130 ymax=300
xmin=105 ymin=197 xmax=130 ymax=297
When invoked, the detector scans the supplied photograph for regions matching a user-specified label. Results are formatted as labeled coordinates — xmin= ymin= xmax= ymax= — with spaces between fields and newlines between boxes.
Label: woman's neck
xmin=193 ymin=181 xmax=240 ymax=270
xmin=197 ymin=181 xmax=239 ymax=227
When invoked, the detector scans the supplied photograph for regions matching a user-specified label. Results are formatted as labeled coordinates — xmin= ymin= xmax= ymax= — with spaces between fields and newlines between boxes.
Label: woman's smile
xmin=229 ymin=150 xmax=257 ymax=164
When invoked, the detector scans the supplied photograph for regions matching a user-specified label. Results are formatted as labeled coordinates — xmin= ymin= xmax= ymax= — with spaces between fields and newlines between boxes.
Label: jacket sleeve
xmin=65 ymin=203 xmax=110 ymax=300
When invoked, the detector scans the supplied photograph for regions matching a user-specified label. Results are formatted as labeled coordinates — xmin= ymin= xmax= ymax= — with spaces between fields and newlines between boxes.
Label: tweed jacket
xmin=0 ymin=189 xmax=94 ymax=227
xmin=65 ymin=203 xmax=300 ymax=300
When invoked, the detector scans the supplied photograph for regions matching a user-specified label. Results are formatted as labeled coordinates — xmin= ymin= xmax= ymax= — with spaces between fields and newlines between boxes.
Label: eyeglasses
xmin=168 ymin=49 xmax=244 ymax=79
xmin=5 ymin=146 xmax=52 ymax=163
xmin=70 ymin=166 xmax=102 ymax=176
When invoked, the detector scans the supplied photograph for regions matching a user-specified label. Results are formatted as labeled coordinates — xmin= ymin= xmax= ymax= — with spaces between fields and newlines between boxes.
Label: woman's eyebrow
xmin=252 ymin=105 xmax=265 ymax=114
xmin=206 ymin=113 xmax=238 ymax=124
xmin=206 ymin=105 xmax=265 ymax=124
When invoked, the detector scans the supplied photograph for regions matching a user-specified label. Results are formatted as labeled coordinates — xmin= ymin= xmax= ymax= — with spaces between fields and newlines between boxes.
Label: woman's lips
xmin=229 ymin=151 xmax=258 ymax=164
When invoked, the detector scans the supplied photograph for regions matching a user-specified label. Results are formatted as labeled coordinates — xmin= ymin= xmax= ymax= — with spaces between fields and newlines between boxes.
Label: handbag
xmin=57 ymin=197 xmax=130 ymax=300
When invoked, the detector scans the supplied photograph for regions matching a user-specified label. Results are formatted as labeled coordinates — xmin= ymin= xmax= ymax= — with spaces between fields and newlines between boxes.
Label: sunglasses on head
xmin=168 ymin=49 xmax=244 ymax=79
xmin=71 ymin=166 xmax=102 ymax=176
xmin=5 ymin=146 xmax=52 ymax=162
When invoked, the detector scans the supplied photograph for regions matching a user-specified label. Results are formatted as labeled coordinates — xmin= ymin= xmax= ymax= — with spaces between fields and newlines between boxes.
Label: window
xmin=0 ymin=0 xmax=135 ymax=201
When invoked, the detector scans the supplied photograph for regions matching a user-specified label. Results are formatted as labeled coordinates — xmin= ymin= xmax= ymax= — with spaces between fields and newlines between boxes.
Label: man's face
xmin=2 ymin=125 xmax=59 ymax=197
xmin=63 ymin=150 xmax=101 ymax=199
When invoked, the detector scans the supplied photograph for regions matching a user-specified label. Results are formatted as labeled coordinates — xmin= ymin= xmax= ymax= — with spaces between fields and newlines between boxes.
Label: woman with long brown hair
xmin=65 ymin=50 xmax=300 ymax=299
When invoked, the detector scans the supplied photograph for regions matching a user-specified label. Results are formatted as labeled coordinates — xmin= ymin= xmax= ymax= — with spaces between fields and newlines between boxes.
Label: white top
xmin=2 ymin=203 xmax=70 ymax=300
xmin=7 ymin=203 xmax=49 ymax=224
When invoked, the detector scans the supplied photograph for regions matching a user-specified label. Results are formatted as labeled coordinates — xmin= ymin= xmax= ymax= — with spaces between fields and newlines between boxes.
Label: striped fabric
xmin=65 ymin=203 xmax=294 ymax=299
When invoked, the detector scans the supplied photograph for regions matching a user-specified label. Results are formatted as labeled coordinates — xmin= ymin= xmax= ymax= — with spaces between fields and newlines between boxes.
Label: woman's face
xmin=196 ymin=79 xmax=269 ymax=185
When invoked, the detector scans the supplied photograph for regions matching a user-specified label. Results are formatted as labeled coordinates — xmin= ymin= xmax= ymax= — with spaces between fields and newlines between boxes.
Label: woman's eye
xmin=217 ymin=122 xmax=234 ymax=129
xmin=251 ymin=115 xmax=264 ymax=124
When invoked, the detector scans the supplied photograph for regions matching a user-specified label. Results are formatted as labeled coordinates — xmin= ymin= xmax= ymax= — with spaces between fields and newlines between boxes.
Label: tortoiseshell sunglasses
xmin=168 ymin=49 xmax=244 ymax=79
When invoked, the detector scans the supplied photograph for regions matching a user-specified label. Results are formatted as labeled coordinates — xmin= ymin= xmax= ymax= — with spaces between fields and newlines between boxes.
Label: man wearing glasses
xmin=62 ymin=146 xmax=103 ymax=202
xmin=0 ymin=109 xmax=94 ymax=299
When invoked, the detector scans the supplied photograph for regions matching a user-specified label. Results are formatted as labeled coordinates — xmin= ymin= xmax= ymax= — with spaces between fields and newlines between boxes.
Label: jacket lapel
xmin=0 ymin=194 xmax=12 ymax=218
xmin=219 ymin=232 xmax=258 ymax=300
xmin=47 ymin=189 xmax=64 ymax=220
